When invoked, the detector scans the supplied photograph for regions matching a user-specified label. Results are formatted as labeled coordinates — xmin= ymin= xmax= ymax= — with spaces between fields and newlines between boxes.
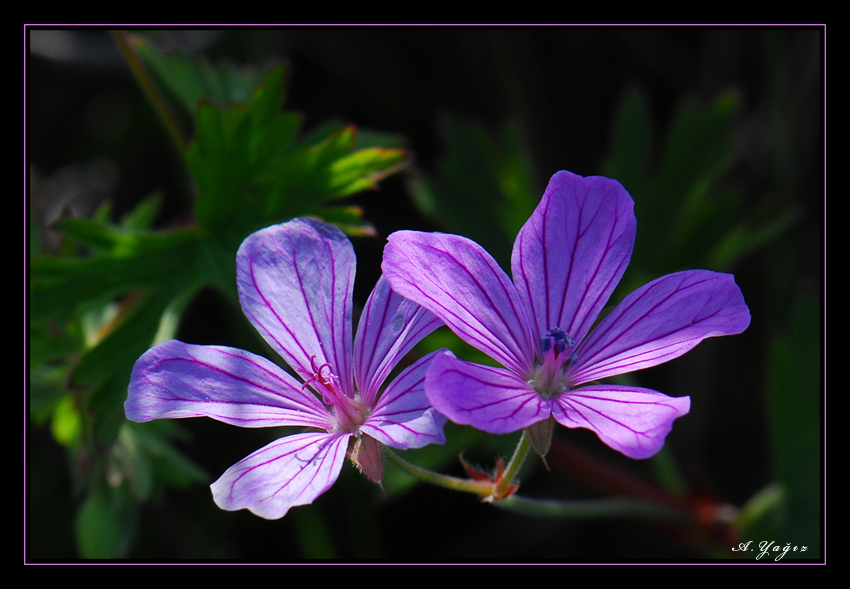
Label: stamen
xmin=539 ymin=327 xmax=577 ymax=364
xmin=300 ymin=355 xmax=367 ymax=433
xmin=531 ymin=327 xmax=579 ymax=397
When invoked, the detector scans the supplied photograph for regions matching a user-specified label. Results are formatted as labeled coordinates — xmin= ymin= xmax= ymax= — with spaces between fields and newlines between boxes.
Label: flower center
xmin=302 ymin=356 xmax=368 ymax=432
xmin=529 ymin=327 xmax=578 ymax=398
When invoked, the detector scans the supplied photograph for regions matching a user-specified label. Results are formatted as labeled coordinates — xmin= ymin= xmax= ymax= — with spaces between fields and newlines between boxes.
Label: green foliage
xmin=603 ymin=89 xmax=796 ymax=295
xmin=132 ymin=35 xmax=272 ymax=116
xmin=763 ymin=290 xmax=821 ymax=557
xmin=732 ymin=291 xmax=820 ymax=560
xmin=188 ymin=80 xmax=406 ymax=247
xmin=75 ymin=490 xmax=128 ymax=559
xmin=29 ymin=35 xmax=410 ymax=558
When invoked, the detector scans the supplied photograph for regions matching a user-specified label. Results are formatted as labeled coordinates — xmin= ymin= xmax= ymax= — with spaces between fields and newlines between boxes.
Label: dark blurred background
xmin=27 ymin=27 xmax=823 ymax=562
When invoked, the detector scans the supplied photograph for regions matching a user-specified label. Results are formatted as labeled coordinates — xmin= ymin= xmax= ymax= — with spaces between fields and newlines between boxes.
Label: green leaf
xmin=120 ymin=193 xmax=163 ymax=231
xmin=75 ymin=490 xmax=128 ymax=559
xmin=121 ymin=422 xmax=207 ymax=500
xmin=764 ymin=290 xmax=821 ymax=558
xmin=655 ymin=90 xmax=739 ymax=208
xmin=75 ymin=286 xmax=201 ymax=446
xmin=603 ymin=88 xmax=653 ymax=200
xmin=188 ymin=67 xmax=407 ymax=245
xmin=50 ymin=394 xmax=82 ymax=447
xmin=72 ymin=288 xmax=184 ymax=387
xmin=132 ymin=34 xmax=275 ymax=116
xmin=30 ymin=228 xmax=200 ymax=322
xmin=603 ymin=89 xmax=793 ymax=295
xmin=707 ymin=206 xmax=799 ymax=270
xmin=325 ymin=145 xmax=408 ymax=198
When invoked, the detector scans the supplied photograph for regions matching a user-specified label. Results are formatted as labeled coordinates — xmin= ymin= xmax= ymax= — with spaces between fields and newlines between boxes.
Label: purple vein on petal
xmin=556 ymin=391 xmax=679 ymax=430
xmin=237 ymin=220 xmax=355 ymax=396
xmin=583 ymin=272 xmax=714 ymax=348
xmin=571 ymin=270 xmax=748 ymax=384
xmin=399 ymin=281 xmax=496 ymax=359
xmin=384 ymin=233 xmax=532 ymax=374
xmin=567 ymin=197 xmax=626 ymax=339
xmin=354 ymin=279 xmax=392 ymax=389
xmin=551 ymin=386 xmax=689 ymax=459
xmin=513 ymin=173 xmax=635 ymax=348
xmin=422 ymin=240 xmax=526 ymax=364
xmin=148 ymin=356 xmax=327 ymax=421
xmin=363 ymin=350 xmax=448 ymax=448
xmin=230 ymin=436 xmax=324 ymax=497
xmin=576 ymin=336 xmax=704 ymax=381
xmin=241 ymin=245 xmax=315 ymax=379
xmin=567 ymin=202 xmax=633 ymax=343
xmin=213 ymin=432 xmax=349 ymax=519
xmin=425 ymin=355 xmax=545 ymax=433
xmin=557 ymin=396 xmax=641 ymax=437
xmin=127 ymin=341 xmax=332 ymax=429
xmin=354 ymin=277 xmax=441 ymax=405
xmin=464 ymin=244 xmax=532 ymax=359
xmin=289 ymin=231 xmax=353 ymax=397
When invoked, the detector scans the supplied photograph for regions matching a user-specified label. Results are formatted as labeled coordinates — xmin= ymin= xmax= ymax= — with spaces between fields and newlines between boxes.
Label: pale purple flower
xmin=126 ymin=218 xmax=446 ymax=519
xmin=382 ymin=170 xmax=751 ymax=459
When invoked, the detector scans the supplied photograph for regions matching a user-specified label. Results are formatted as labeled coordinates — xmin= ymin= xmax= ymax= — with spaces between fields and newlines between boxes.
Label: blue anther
xmin=556 ymin=337 xmax=567 ymax=354
xmin=540 ymin=327 xmax=576 ymax=358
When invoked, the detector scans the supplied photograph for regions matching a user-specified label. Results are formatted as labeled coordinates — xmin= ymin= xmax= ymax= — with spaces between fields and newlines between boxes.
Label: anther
xmin=540 ymin=327 xmax=575 ymax=357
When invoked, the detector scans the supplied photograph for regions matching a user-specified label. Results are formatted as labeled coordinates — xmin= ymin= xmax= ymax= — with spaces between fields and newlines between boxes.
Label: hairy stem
xmin=382 ymin=448 xmax=494 ymax=496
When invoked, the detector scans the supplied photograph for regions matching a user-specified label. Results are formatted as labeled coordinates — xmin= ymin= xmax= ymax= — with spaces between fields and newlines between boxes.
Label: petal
xmin=551 ymin=385 xmax=690 ymax=459
xmin=383 ymin=230 xmax=535 ymax=376
xmin=126 ymin=340 xmax=333 ymax=430
xmin=353 ymin=275 xmax=442 ymax=406
xmin=361 ymin=350 xmax=448 ymax=449
xmin=211 ymin=432 xmax=350 ymax=520
xmin=424 ymin=352 xmax=549 ymax=434
xmin=237 ymin=219 xmax=355 ymax=396
xmin=569 ymin=270 xmax=751 ymax=385
xmin=512 ymin=171 xmax=636 ymax=346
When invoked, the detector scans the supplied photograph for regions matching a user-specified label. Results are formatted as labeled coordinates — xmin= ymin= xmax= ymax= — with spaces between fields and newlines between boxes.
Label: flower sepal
xmin=349 ymin=434 xmax=384 ymax=485
xmin=526 ymin=415 xmax=555 ymax=463
xmin=459 ymin=456 xmax=519 ymax=503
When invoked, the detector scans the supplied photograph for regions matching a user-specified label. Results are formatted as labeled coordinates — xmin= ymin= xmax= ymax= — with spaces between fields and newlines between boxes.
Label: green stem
xmin=382 ymin=448 xmax=494 ymax=496
xmin=111 ymin=30 xmax=188 ymax=155
xmin=496 ymin=429 xmax=532 ymax=496
xmin=497 ymin=494 xmax=691 ymax=521
xmin=384 ymin=436 xmax=691 ymax=523
xmin=384 ymin=430 xmax=533 ymax=500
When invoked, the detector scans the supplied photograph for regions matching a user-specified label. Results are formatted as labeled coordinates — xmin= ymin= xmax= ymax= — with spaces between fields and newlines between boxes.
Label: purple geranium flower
xmin=126 ymin=218 xmax=446 ymax=519
xmin=382 ymin=170 xmax=750 ymax=459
